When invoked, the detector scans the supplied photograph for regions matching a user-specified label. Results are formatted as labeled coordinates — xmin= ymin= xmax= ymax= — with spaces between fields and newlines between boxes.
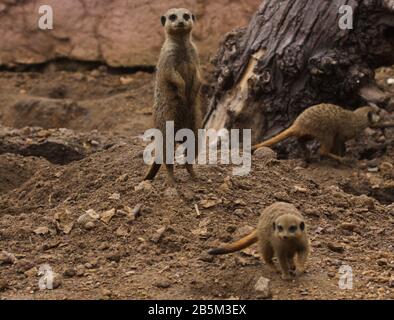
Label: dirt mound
xmin=0 ymin=68 xmax=393 ymax=300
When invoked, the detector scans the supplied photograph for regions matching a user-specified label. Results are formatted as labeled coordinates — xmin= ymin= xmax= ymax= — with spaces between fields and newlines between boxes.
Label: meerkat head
xmin=161 ymin=8 xmax=195 ymax=36
xmin=273 ymin=214 xmax=306 ymax=241
xmin=354 ymin=106 xmax=381 ymax=125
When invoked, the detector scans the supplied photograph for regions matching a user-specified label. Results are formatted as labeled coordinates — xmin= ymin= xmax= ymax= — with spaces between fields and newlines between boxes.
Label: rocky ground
xmin=0 ymin=64 xmax=393 ymax=300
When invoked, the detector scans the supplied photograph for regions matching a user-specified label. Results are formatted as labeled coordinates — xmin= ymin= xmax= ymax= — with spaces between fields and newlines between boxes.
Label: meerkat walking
xmin=208 ymin=202 xmax=310 ymax=280
xmin=144 ymin=8 xmax=203 ymax=186
xmin=252 ymin=104 xmax=380 ymax=163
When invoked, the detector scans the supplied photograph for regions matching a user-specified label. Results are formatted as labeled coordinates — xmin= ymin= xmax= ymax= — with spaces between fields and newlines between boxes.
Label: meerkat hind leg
xmin=295 ymin=249 xmax=309 ymax=276
xmin=319 ymin=140 xmax=350 ymax=165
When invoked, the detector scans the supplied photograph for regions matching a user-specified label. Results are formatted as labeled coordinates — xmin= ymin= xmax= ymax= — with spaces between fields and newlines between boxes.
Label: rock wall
xmin=0 ymin=0 xmax=260 ymax=67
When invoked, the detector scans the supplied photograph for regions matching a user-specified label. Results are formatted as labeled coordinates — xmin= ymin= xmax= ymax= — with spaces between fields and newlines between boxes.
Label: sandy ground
xmin=0 ymin=65 xmax=393 ymax=300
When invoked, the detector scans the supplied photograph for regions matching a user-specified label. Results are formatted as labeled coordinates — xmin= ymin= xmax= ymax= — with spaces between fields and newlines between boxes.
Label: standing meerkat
xmin=144 ymin=8 xmax=203 ymax=186
xmin=208 ymin=202 xmax=310 ymax=280
xmin=252 ymin=104 xmax=381 ymax=163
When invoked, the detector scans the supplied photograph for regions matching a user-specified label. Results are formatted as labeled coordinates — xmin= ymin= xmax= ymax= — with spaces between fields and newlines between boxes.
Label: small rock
xmin=387 ymin=78 xmax=394 ymax=85
xmin=294 ymin=185 xmax=308 ymax=193
xmin=327 ymin=242 xmax=345 ymax=254
xmin=109 ymin=193 xmax=121 ymax=200
xmin=106 ymin=253 xmax=121 ymax=263
xmin=116 ymin=174 xmax=129 ymax=183
xmin=0 ymin=280 xmax=8 ymax=291
xmin=380 ymin=162 xmax=393 ymax=174
xmin=101 ymin=288 xmax=112 ymax=297
xmin=253 ymin=147 xmax=277 ymax=160
xmin=377 ymin=258 xmax=388 ymax=266
xmin=154 ymin=279 xmax=172 ymax=289
xmin=199 ymin=253 xmax=214 ymax=263
xmin=120 ymin=76 xmax=134 ymax=85
xmin=24 ymin=267 xmax=38 ymax=277
xmin=135 ymin=180 xmax=153 ymax=192
xmin=164 ymin=187 xmax=178 ymax=198
xmin=200 ymin=198 xmax=222 ymax=209
xmin=151 ymin=226 xmax=167 ymax=243
xmin=54 ymin=209 xmax=74 ymax=234
xmin=90 ymin=69 xmax=101 ymax=77
xmin=63 ymin=268 xmax=76 ymax=278
xmin=100 ymin=208 xmax=116 ymax=224
xmin=0 ymin=251 xmax=17 ymax=265
xmin=339 ymin=223 xmax=358 ymax=232
xmin=16 ymin=259 xmax=34 ymax=273
xmin=33 ymin=226 xmax=50 ymax=235
xmin=115 ymin=225 xmax=129 ymax=237
xmin=254 ymin=276 xmax=272 ymax=299
xmin=367 ymin=167 xmax=379 ymax=173
xmin=84 ymin=221 xmax=96 ymax=230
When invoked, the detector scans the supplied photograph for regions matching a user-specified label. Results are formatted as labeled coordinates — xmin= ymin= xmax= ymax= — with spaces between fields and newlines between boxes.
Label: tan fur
xmin=208 ymin=202 xmax=310 ymax=280
xmin=144 ymin=8 xmax=203 ymax=185
xmin=252 ymin=103 xmax=380 ymax=163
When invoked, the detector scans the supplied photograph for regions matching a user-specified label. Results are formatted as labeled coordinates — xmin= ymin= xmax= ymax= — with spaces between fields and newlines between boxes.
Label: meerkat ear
xmin=272 ymin=222 xmax=276 ymax=230
xmin=192 ymin=14 xmax=196 ymax=22
xmin=161 ymin=16 xmax=166 ymax=26
xmin=300 ymin=221 xmax=305 ymax=231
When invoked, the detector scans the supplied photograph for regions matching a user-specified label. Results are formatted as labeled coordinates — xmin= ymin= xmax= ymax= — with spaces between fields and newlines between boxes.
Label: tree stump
xmin=204 ymin=0 xmax=394 ymax=155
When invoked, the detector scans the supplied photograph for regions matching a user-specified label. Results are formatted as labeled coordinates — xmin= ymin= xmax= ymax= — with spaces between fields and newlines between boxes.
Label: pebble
xmin=199 ymin=253 xmax=214 ymax=263
xmin=0 ymin=251 xmax=17 ymax=265
xmin=327 ymin=242 xmax=345 ymax=254
xmin=254 ymin=276 xmax=271 ymax=299
xmin=63 ymin=268 xmax=76 ymax=278
xmin=377 ymin=258 xmax=388 ymax=266
xmin=339 ymin=223 xmax=358 ymax=232
xmin=154 ymin=279 xmax=172 ymax=289
xmin=0 ymin=280 xmax=8 ymax=291
xmin=135 ymin=180 xmax=153 ymax=192
xmin=151 ymin=226 xmax=167 ymax=244
xmin=164 ymin=187 xmax=178 ymax=198
xmin=253 ymin=147 xmax=277 ymax=160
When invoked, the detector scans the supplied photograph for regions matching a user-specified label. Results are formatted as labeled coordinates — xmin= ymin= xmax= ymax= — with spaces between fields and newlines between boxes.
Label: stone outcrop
xmin=0 ymin=0 xmax=260 ymax=67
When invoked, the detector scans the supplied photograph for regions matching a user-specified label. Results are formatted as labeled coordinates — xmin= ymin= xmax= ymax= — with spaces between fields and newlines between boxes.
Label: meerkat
xmin=143 ymin=8 xmax=203 ymax=186
xmin=252 ymin=104 xmax=381 ymax=163
xmin=208 ymin=202 xmax=310 ymax=280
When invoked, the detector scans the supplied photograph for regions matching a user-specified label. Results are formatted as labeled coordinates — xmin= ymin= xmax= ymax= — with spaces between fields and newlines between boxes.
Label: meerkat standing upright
xmin=208 ymin=202 xmax=310 ymax=280
xmin=144 ymin=8 xmax=203 ymax=186
xmin=252 ymin=103 xmax=380 ymax=163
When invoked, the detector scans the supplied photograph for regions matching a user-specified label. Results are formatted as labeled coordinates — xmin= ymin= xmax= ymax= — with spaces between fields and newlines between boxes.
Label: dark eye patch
xmin=183 ymin=13 xmax=190 ymax=21
xmin=277 ymin=225 xmax=283 ymax=232
xmin=289 ymin=225 xmax=297 ymax=233
xmin=169 ymin=14 xmax=177 ymax=21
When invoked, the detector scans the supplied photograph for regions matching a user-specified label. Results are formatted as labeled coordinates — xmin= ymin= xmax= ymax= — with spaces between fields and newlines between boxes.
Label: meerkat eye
xmin=169 ymin=14 xmax=177 ymax=22
xmin=277 ymin=225 xmax=284 ymax=232
xmin=183 ymin=13 xmax=190 ymax=21
xmin=289 ymin=225 xmax=297 ymax=233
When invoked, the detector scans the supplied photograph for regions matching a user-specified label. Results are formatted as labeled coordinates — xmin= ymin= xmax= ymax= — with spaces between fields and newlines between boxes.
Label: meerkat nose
xmin=177 ymin=21 xmax=185 ymax=27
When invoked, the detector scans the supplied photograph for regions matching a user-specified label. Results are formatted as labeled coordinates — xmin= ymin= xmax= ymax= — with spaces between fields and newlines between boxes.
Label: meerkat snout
xmin=273 ymin=214 xmax=305 ymax=241
xmin=161 ymin=8 xmax=195 ymax=34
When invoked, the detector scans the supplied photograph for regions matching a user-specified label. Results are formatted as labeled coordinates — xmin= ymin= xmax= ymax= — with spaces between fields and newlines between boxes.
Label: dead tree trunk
xmin=204 ymin=0 xmax=394 ymax=154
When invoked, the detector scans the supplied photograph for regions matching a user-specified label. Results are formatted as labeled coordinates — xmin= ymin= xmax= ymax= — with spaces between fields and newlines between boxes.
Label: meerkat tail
xmin=252 ymin=127 xmax=296 ymax=151
xmin=144 ymin=162 xmax=161 ymax=181
xmin=208 ymin=230 xmax=258 ymax=255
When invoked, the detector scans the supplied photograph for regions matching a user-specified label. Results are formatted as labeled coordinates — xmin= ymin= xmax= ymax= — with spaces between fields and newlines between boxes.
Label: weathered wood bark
xmin=205 ymin=0 xmax=394 ymax=154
